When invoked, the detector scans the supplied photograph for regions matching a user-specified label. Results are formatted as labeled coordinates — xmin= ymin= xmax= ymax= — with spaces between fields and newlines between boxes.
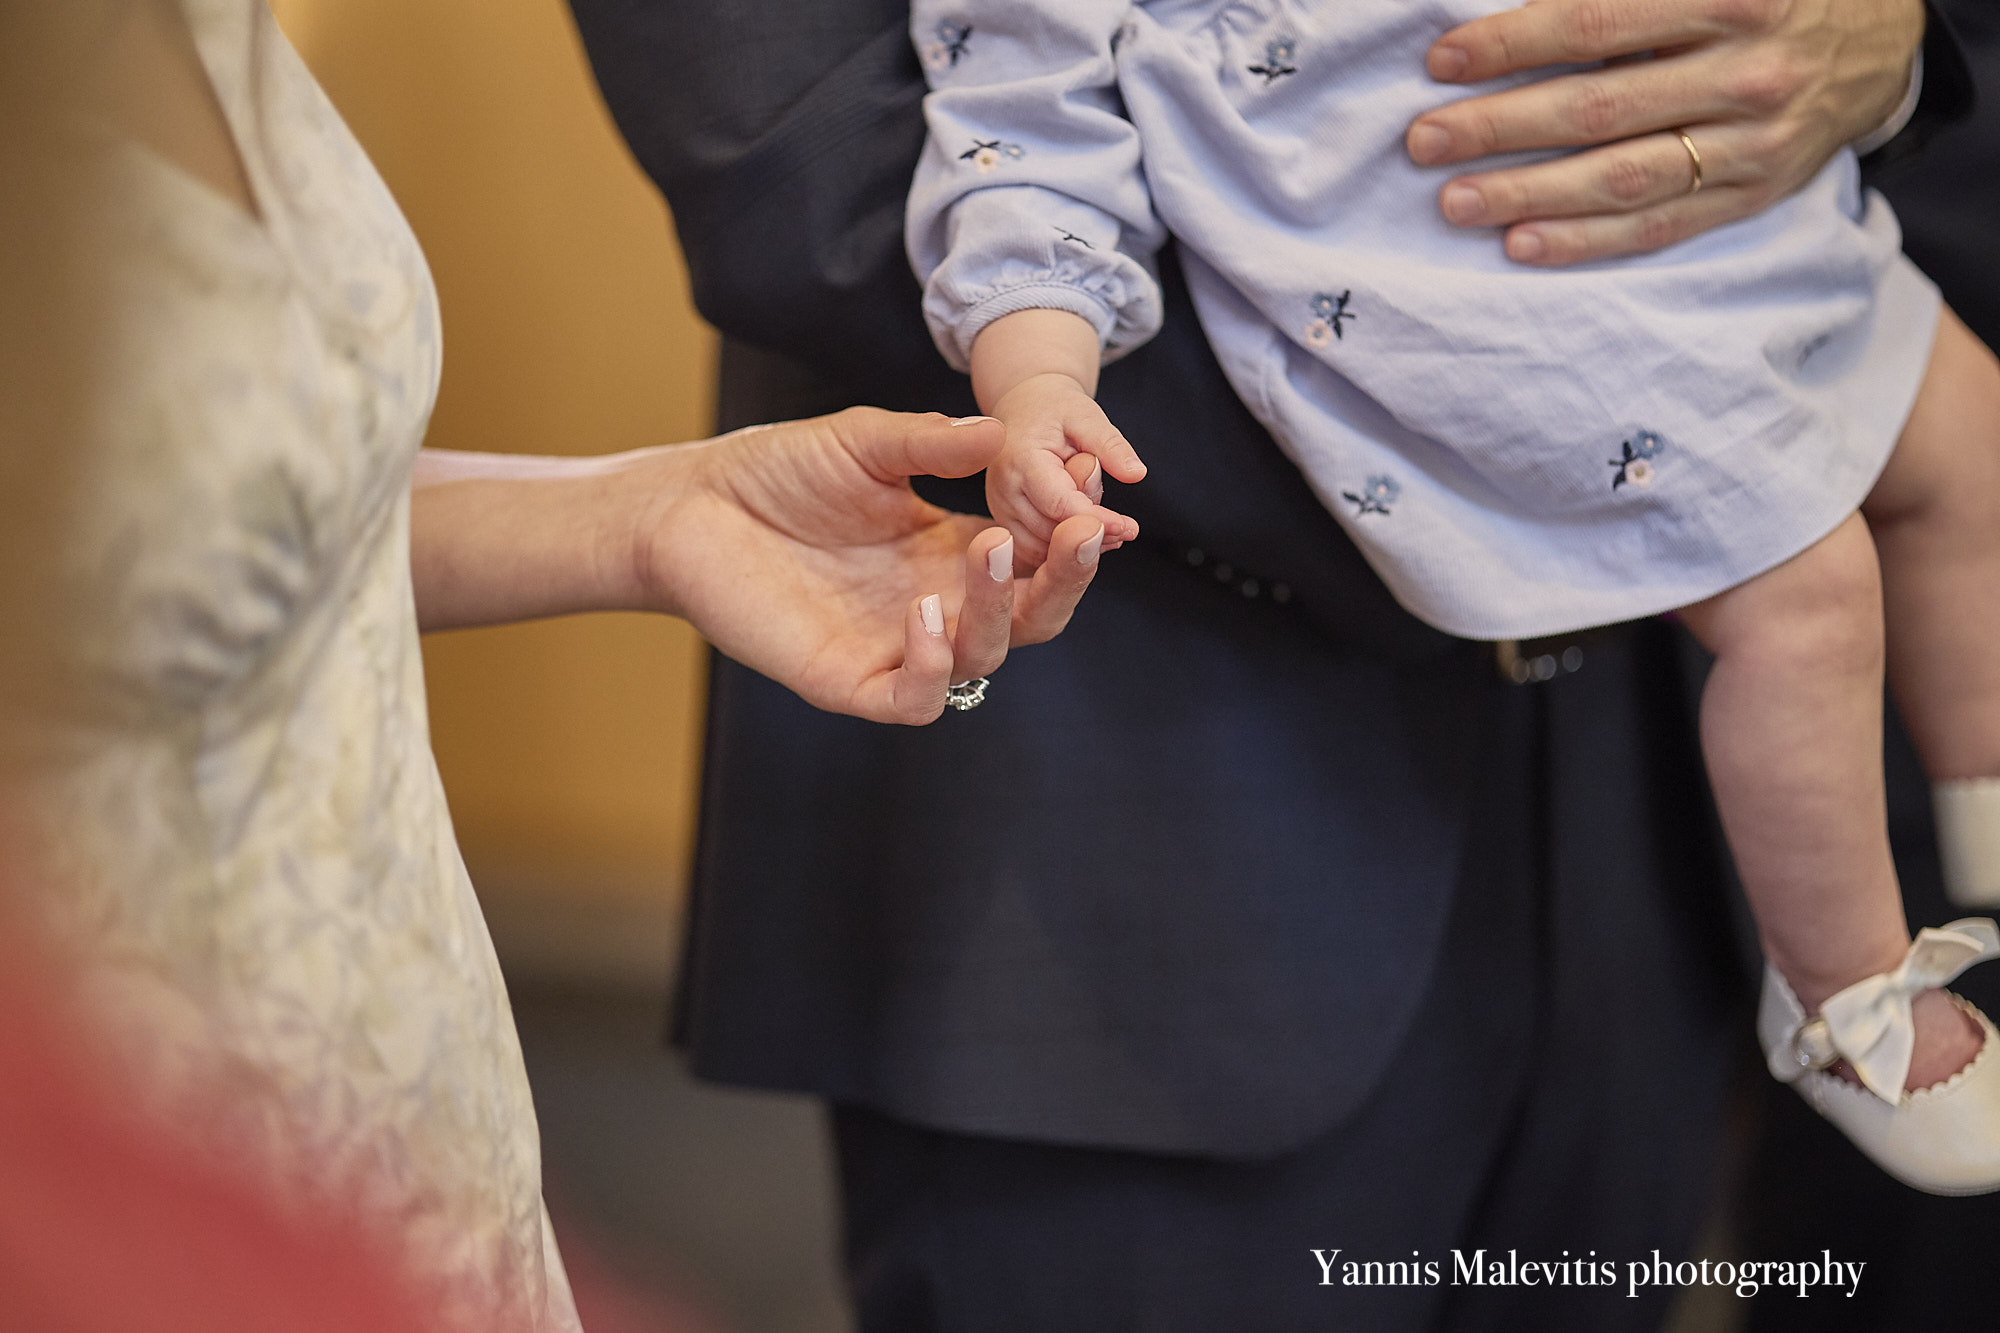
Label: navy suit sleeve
xmin=1863 ymin=2 xmax=1978 ymax=171
xmin=566 ymin=0 xmax=950 ymax=405
xmin=1868 ymin=0 xmax=2000 ymax=349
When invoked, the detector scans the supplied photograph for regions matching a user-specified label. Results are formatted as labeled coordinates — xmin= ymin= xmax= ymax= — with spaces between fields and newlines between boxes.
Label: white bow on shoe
xmin=1758 ymin=918 xmax=2000 ymax=1195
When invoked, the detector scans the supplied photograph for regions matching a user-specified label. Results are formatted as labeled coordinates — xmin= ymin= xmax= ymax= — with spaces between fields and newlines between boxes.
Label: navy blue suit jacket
xmin=568 ymin=0 xmax=1959 ymax=1158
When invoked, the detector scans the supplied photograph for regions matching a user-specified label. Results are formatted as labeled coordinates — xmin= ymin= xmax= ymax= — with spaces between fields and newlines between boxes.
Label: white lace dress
xmin=29 ymin=2 xmax=580 ymax=1327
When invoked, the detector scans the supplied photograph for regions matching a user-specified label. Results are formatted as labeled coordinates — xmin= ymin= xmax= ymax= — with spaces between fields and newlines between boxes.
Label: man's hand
xmin=639 ymin=408 xmax=1107 ymax=725
xmin=1406 ymin=0 xmax=1928 ymax=265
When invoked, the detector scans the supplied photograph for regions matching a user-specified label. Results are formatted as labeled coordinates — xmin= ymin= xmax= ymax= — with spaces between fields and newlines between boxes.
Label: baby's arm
xmin=971 ymin=308 xmax=1146 ymax=571
xmin=906 ymin=0 xmax=1166 ymax=571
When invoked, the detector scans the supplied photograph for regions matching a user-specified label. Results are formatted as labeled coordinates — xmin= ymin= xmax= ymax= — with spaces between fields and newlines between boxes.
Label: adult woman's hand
xmin=1406 ymin=0 xmax=1928 ymax=265
xmin=410 ymin=408 xmax=1105 ymax=725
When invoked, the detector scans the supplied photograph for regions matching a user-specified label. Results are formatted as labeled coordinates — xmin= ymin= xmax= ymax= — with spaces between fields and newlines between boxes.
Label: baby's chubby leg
xmin=1679 ymin=516 xmax=1983 ymax=1092
xmin=1864 ymin=310 xmax=2000 ymax=906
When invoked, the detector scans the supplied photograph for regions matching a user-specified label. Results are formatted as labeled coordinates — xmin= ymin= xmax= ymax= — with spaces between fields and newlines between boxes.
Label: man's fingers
xmin=1438 ymin=127 xmax=1726 ymax=228
xmin=1014 ymin=516 xmax=1103 ymax=645
xmin=833 ymin=406 xmax=1005 ymax=483
xmin=1428 ymin=0 xmax=1733 ymax=85
xmin=1409 ymin=56 xmax=1739 ymax=167
xmin=1501 ymin=182 xmax=1760 ymax=265
xmin=949 ymin=528 xmax=1016 ymax=682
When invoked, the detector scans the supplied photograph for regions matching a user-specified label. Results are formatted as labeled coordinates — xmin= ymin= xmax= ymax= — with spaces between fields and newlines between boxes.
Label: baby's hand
xmin=986 ymin=371 xmax=1147 ymax=572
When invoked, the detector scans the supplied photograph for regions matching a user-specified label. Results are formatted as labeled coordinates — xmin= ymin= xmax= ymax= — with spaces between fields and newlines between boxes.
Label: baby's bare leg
xmin=1679 ymin=516 xmax=1981 ymax=1089
xmin=1864 ymin=310 xmax=2000 ymax=782
xmin=1680 ymin=518 xmax=1902 ymax=1001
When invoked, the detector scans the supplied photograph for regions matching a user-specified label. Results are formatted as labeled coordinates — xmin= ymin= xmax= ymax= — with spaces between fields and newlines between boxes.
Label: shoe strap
xmin=1765 ymin=918 xmax=2000 ymax=1104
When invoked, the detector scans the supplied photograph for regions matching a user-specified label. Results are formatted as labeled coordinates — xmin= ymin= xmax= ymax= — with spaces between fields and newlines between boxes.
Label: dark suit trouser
xmin=832 ymin=627 xmax=1744 ymax=1333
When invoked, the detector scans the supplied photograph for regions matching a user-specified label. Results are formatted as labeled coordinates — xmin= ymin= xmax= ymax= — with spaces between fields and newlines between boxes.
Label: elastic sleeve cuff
xmin=941 ymin=284 xmax=1118 ymax=373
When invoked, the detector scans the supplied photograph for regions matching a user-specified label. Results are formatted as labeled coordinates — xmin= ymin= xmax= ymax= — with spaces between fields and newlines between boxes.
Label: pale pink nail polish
xmin=950 ymin=415 xmax=999 ymax=427
xmin=921 ymin=594 xmax=945 ymax=635
xmin=1077 ymin=526 xmax=1104 ymax=568
xmin=988 ymin=539 xmax=1013 ymax=582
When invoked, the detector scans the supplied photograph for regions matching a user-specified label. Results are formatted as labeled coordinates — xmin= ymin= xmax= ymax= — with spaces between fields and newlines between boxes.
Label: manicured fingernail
xmin=1077 ymin=525 xmax=1104 ymax=568
xmin=1428 ymin=45 xmax=1469 ymax=81
xmin=1441 ymin=182 xmax=1485 ymax=224
xmin=950 ymin=415 xmax=998 ymax=427
xmin=1507 ymin=229 xmax=1545 ymax=262
xmin=1088 ymin=459 xmax=1103 ymax=495
xmin=1408 ymin=122 xmax=1451 ymax=163
xmin=921 ymin=594 xmax=944 ymax=635
xmin=988 ymin=539 xmax=1012 ymax=582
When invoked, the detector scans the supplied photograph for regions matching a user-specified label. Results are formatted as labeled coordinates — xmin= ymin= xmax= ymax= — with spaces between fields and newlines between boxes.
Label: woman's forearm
xmin=408 ymin=446 xmax=690 ymax=632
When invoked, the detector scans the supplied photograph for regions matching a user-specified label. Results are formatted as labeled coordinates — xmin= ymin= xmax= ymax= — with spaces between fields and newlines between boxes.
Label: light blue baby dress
xmin=907 ymin=0 xmax=1941 ymax=639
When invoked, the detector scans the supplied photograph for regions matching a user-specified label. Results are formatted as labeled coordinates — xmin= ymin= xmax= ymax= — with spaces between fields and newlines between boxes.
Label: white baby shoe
xmin=1758 ymin=918 xmax=2000 ymax=1195
xmin=1936 ymin=778 xmax=2000 ymax=908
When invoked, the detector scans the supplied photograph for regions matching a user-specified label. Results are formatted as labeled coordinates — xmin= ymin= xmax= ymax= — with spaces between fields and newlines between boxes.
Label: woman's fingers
xmin=831 ymin=405 xmax=1005 ymax=483
xmin=949 ymin=528 xmax=1017 ymax=682
xmin=1065 ymin=451 xmax=1105 ymax=505
xmin=853 ymin=592 xmax=956 ymax=725
xmin=1013 ymin=516 xmax=1104 ymax=646
xmin=1058 ymin=452 xmax=1135 ymax=548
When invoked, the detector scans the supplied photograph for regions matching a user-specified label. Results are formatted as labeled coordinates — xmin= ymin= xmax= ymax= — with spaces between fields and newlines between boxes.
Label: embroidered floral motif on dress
xmin=961 ymin=138 xmax=1026 ymax=173
xmin=1249 ymin=36 xmax=1298 ymax=85
xmin=1609 ymin=431 xmax=1666 ymax=491
xmin=923 ymin=20 xmax=974 ymax=71
xmin=1343 ymin=474 xmax=1401 ymax=516
xmin=1305 ymin=290 xmax=1355 ymax=347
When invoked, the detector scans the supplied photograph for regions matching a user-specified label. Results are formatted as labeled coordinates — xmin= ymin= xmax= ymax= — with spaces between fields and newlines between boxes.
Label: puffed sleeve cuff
xmin=915 ymin=185 xmax=1165 ymax=373
xmin=924 ymin=270 xmax=1164 ymax=373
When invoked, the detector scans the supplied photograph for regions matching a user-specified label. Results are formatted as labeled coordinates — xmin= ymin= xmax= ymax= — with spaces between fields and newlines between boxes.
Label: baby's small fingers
xmin=1086 ymin=504 xmax=1139 ymax=545
xmin=1020 ymin=450 xmax=1100 ymax=525
xmin=1060 ymin=457 xmax=1136 ymax=543
xmin=987 ymin=471 xmax=1061 ymax=541
xmin=1063 ymin=398 xmax=1148 ymax=483
xmin=1015 ymin=517 xmax=1104 ymax=645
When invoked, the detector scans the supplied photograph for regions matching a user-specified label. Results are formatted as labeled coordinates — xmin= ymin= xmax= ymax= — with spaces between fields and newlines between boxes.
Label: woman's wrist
xmin=409 ymin=443 xmax=702 ymax=631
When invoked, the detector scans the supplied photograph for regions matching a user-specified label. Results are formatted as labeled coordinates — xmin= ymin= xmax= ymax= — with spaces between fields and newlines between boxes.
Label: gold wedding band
xmin=1677 ymin=130 xmax=1704 ymax=196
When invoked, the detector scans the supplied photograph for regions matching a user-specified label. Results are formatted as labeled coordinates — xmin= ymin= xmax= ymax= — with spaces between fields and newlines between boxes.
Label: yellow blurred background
xmin=268 ymin=0 xmax=714 ymax=975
